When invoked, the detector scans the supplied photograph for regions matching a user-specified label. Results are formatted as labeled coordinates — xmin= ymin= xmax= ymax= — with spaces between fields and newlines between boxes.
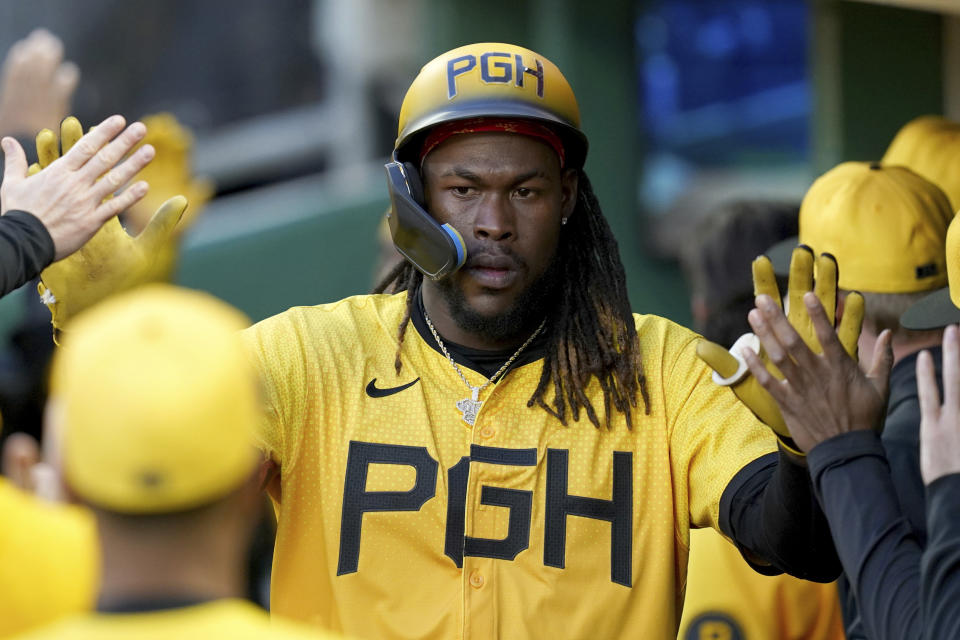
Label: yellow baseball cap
xmin=49 ymin=284 xmax=260 ymax=514
xmin=766 ymin=162 xmax=953 ymax=293
xmin=883 ymin=115 xmax=960 ymax=214
xmin=901 ymin=212 xmax=960 ymax=329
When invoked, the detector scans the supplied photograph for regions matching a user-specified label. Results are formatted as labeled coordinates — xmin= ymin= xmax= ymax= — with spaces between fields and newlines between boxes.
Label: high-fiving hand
xmin=0 ymin=114 xmax=154 ymax=260
xmin=743 ymin=289 xmax=894 ymax=454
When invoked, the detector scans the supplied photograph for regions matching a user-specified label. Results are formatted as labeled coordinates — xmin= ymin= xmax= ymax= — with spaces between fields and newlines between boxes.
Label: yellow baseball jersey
xmin=242 ymin=292 xmax=778 ymax=639
xmin=0 ymin=478 xmax=98 ymax=638
xmin=13 ymin=598 xmax=343 ymax=639
xmin=678 ymin=528 xmax=844 ymax=640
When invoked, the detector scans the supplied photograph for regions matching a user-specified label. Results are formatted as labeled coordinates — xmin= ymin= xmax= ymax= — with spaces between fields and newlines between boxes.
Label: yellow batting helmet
xmin=395 ymin=42 xmax=587 ymax=168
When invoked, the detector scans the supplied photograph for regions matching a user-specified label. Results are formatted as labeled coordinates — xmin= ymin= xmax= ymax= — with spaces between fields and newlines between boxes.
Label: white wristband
xmin=711 ymin=332 xmax=761 ymax=387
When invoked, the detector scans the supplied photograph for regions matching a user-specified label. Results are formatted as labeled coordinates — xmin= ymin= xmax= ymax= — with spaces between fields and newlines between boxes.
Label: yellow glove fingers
xmin=752 ymin=256 xmax=781 ymax=309
xmin=837 ymin=291 xmax=865 ymax=360
xmin=35 ymin=128 xmax=59 ymax=168
xmin=27 ymin=163 xmax=40 ymax=177
xmin=787 ymin=246 xmax=814 ymax=319
xmin=59 ymin=116 xmax=83 ymax=155
xmin=136 ymin=195 xmax=187 ymax=250
xmin=695 ymin=339 xmax=741 ymax=379
xmin=814 ymin=253 xmax=838 ymax=327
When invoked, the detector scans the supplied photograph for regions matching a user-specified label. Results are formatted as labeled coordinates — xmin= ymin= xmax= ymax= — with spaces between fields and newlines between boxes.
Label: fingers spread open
xmin=814 ymin=253 xmax=838 ymax=326
xmin=94 ymin=181 xmax=148 ymax=223
xmin=90 ymin=143 xmax=154 ymax=202
xmin=743 ymin=345 xmax=787 ymax=404
xmin=754 ymin=296 xmax=810 ymax=379
xmin=81 ymin=121 xmax=147 ymax=182
xmin=60 ymin=115 xmax=125 ymax=171
xmin=752 ymin=256 xmax=781 ymax=308
xmin=35 ymin=128 xmax=59 ymax=168
xmin=60 ymin=117 xmax=83 ymax=155
xmin=805 ymin=292 xmax=845 ymax=361
xmin=837 ymin=292 xmax=864 ymax=360
xmin=787 ymin=246 xmax=814 ymax=320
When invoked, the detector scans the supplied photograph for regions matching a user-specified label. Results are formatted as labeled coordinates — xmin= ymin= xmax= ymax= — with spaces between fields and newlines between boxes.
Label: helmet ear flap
xmin=403 ymin=162 xmax=424 ymax=204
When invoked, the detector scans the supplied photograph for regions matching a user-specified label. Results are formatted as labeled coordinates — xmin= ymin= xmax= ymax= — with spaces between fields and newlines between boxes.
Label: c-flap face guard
xmin=384 ymin=161 xmax=467 ymax=280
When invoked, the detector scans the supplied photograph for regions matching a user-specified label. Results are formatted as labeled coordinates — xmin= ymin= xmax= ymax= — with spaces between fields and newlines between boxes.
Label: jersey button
xmin=479 ymin=426 xmax=496 ymax=439
xmin=469 ymin=571 xmax=485 ymax=589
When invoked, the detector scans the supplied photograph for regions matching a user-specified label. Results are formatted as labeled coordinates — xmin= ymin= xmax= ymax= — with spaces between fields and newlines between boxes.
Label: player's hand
xmin=38 ymin=195 xmax=186 ymax=340
xmin=919 ymin=325 xmax=960 ymax=485
xmin=0 ymin=29 xmax=79 ymax=136
xmin=124 ymin=112 xmax=213 ymax=235
xmin=696 ymin=247 xmax=863 ymax=453
xmin=742 ymin=289 xmax=893 ymax=454
xmin=1 ymin=115 xmax=154 ymax=260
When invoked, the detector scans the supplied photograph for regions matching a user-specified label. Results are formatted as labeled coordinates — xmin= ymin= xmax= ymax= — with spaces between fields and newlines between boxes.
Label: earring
xmin=561 ymin=217 xmax=568 ymax=226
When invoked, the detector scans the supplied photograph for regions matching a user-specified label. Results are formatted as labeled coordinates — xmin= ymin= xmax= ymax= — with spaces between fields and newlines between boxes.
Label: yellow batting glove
xmin=696 ymin=247 xmax=865 ymax=454
xmin=27 ymin=115 xmax=83 ymax=176
xmin=124 ymin=112 xmax=213 ymax=235
xmin=38 ymin=196 xmax=187 ymax=341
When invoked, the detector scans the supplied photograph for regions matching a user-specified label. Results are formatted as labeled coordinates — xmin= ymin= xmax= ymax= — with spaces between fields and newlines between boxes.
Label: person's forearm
xmin=921 ymin=474 xmax=960 ymax=640
xmin=0 ymin=210 xmax=54 ymax=297
xmin=720 ymin=450 xmax=841 ymax=581
xmin=809 ymin=431 xmax=922 ymax=640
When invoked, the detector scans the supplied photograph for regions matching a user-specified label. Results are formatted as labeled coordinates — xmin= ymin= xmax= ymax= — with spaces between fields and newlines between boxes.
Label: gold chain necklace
xmin=423 ymin=311 xmax=546 ymax=426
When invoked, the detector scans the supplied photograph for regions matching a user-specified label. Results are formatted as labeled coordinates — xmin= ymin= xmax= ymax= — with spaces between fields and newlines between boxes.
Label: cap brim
xmin=764 ymin=236 xmax=799 ymax=277
xmin=900 ymin=286 xmax=960 ymax=330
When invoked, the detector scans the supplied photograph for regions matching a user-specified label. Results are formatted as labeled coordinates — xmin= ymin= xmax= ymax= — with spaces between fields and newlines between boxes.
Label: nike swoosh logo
xmin=365 ymin=377 xmax=420 ymax=398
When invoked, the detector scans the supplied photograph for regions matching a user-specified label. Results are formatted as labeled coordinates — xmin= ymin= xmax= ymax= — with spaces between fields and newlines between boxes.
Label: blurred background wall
xmin=0 ymin=0 xmax=956 ymax=336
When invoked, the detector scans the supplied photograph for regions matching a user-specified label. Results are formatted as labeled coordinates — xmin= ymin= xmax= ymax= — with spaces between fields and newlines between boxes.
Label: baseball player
xmin=240 ymin=43 xmax=847 ymax=638
xmin=18 ymin=43 xmax=851 ymax=639
xmin=16 ymin=284 xmax=342 ymax=639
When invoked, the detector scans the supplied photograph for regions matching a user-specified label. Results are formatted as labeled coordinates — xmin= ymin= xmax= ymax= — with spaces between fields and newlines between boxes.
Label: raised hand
xmin=697 ymin=246 xmax=864 ymax=453
xmin=743 ymin=290 xmax=894 ymax=453
xmin=0 ymin=29 xmax=79 ymax=136
xmin=1 ymin=115 xmax=154 ymax=260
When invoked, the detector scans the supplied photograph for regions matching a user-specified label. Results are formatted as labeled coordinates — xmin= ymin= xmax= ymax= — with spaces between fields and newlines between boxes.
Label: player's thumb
xmin=696 ymin=339 xmax=740 ymax=378
xmin=137 ymin=195 xmax=187 ymax=249
xmin=1 ymin=137 xmax=27 ymax=186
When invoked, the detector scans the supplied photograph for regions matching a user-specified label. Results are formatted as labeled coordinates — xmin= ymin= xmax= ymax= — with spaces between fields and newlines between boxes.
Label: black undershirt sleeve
xmin=807 ymin=430 xmax=921 ymax=640
xmin=0 ymin=210 xmax=55 ymax=298
xmin=921 ymin=473 xmax=960 ymax=640
xmin=719 ymin=448 xmax=840 ymax=582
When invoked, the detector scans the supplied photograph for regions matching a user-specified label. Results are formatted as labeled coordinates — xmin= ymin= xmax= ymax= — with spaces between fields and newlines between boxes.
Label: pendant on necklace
xmin=456 ymin=387 xmax=482 ymax=426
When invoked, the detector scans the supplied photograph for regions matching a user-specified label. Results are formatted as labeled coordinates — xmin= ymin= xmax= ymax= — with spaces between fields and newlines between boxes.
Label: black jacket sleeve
xmin=921 ymin=473 xmax=960 ymax=640
xmin=807 ymin=430 xmax=922 ymax=640
xmin=0 ymin=210 xmax=55 ymax=298
xmin=719 ymin=449 xmax=841 ymax=582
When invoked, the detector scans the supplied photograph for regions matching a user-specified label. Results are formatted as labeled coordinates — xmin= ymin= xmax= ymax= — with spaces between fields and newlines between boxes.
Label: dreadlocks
xmin=373 ymin=171 xmax=649 ymax=429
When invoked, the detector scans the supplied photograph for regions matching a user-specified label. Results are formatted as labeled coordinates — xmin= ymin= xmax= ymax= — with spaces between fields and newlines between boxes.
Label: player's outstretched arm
xmin=744 ymin=291 xmax=924 ymax=640
xmin=918 ymin=325 xmax=960 ymax=640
